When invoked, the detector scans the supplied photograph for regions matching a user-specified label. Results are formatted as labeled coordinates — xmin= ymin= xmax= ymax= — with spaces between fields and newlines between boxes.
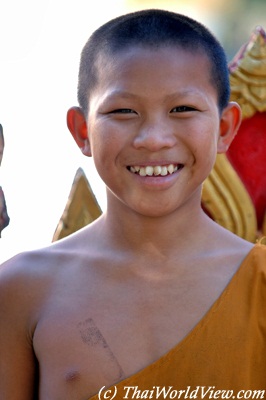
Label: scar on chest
xmin=77 ymin=318 xmax=125 ymax=379
xmin=78 ymin=317 xmax=108 ymax=347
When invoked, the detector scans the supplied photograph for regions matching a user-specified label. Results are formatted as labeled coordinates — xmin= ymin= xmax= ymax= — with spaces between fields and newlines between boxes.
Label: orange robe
xmin=90 ymin=243 xmax=266 ymax=399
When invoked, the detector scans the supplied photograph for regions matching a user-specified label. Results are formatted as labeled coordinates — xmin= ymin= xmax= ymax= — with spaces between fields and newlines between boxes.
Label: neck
xmin=97 ymin=193 xmax=211 ymax=259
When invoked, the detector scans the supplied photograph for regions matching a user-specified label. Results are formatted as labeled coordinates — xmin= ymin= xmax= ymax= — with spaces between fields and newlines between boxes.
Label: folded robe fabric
xmin=90 ymin=243 xmax=266 ymax=399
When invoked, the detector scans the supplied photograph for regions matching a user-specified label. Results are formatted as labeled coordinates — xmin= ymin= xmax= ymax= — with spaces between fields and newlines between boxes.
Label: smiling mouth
xmin=127 ymin=163 xmax=184 ymax=177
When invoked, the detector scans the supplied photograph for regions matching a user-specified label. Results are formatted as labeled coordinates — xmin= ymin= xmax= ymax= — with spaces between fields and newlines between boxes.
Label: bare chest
xmin=33 ymin=261 xmax=237 ymax=399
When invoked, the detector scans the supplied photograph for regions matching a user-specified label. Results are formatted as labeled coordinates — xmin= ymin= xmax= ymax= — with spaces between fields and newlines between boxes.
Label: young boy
xmin=0 ymin=9 xmax=265 ymax=400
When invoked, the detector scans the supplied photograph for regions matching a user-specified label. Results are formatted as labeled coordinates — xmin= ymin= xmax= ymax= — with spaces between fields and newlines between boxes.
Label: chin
xmin=131 ymin=204 xmax=179 ymax=219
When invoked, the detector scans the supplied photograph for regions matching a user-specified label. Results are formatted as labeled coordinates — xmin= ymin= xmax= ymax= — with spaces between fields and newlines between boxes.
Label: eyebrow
xmin=163 ymin=90 xmax=207 ymax=102
xmin=101 ymin=88 xmax=206 ymax=103
xmin=101 ymin=90 xmax=139 ymax=101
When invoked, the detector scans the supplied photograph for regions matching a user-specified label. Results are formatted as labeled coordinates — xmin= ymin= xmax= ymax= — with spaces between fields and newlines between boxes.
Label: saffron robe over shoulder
xmin=90 ymin=243 xmax=266 ymax=399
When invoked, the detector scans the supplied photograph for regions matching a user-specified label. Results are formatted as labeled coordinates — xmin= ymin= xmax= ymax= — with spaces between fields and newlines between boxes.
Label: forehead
xmin=93 ymin=45 xmax=217 ymax=101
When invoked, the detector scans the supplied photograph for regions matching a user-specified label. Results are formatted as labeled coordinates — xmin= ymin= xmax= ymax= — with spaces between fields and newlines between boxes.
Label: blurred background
xmin=0 ymin=0 xmax=266 ymax=262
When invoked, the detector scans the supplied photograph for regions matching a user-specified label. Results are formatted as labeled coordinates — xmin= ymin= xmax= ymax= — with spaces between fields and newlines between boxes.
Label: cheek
xmin=89 ymin=123 xmax=112 ymax=161
xmin=90 ymin=140 xmax=110 ymax=175
xmin=189 ymin=124 xmax=219 ymax=169
xmin=89 ymin=129 xmax=123 ymax=180
xmin=89 ymin=119 xmax=132 ymax=163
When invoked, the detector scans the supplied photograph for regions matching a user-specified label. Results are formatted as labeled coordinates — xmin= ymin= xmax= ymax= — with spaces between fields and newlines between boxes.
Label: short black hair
xmin=78 ymin=9 xmax=230 ymax=115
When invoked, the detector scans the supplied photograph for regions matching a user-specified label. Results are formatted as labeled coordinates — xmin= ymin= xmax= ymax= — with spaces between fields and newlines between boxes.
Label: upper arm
xmin=0 ymin=258 xmax=39 ymax=399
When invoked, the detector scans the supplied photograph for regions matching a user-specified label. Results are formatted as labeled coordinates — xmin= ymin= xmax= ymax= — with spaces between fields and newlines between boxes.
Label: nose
xmin=133 ymin=116 xmax=177 ymax=152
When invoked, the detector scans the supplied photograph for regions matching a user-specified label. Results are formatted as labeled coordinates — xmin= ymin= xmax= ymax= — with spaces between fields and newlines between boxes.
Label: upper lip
xmin=127 ymin=161 xmax=182 ymax=167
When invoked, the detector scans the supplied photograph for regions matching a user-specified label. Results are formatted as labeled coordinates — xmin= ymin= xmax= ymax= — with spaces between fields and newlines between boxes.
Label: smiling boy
xmin=0 ymin=9 xmax=266 ymax=400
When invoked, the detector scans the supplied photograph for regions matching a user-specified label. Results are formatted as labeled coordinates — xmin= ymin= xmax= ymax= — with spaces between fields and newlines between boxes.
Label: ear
xmin=217 ymin=102 xmax=242 ymax=154
xmin=66 ymin=106 xmax=91 ymax=156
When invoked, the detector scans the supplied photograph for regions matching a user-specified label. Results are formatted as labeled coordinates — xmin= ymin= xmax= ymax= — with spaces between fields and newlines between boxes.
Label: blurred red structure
xmin=202 ymin=26 xmax=266 ymax=242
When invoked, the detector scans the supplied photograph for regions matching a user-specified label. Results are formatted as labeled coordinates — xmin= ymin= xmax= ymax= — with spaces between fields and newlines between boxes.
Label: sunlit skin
xmin=0 ymin=46 xmax=253 ymax=400
xmin=85 ymin=47 xmax=223 ymax=219
xmin=69 ymin=46 xmax=242 ymax=238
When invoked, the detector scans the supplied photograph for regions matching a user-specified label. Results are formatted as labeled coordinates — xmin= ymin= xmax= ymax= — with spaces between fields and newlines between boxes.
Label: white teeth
xmin=130 ymin=163 xmax=181 ymax=177
xmin=154 ymin=166 xmax=161 ymax=176
xmin=145 ymin=166 xmax=154 ymax=176
xmin=167 ymin=164 xmax=174 ymax=174
xmin=139 ymin=167 xmax=146 ymax=176
xmin=161 ymin=166 xmax=168 ymax=176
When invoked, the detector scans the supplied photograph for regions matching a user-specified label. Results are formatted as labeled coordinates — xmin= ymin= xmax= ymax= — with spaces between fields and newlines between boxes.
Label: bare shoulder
xmin=0 ymin=221 xmax=107 ymax=319
xmin=0 ymin=239 xmax=70 ymax=291
xmin=0 ymin=226 xmax=97 ymax=297
xmin=0 ymin=244 xmax=64 ymax=334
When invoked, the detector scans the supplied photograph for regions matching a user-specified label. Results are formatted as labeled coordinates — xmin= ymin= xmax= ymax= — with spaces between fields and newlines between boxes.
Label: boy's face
xmin=70 ymin=46 xmax=240 ymax=217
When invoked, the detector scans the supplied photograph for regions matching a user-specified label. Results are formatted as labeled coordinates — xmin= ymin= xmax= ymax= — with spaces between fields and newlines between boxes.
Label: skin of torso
xmin=0 ymin=219 xmax=252 ymax=399
xmin=0 ymin=46 xmax=251 ymax=399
